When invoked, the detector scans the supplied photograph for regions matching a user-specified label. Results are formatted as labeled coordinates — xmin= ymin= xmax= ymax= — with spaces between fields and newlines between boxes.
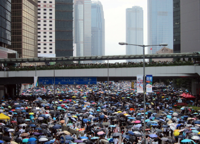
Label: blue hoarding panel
xmin=38 ymin=77 xmax=97 ymax=85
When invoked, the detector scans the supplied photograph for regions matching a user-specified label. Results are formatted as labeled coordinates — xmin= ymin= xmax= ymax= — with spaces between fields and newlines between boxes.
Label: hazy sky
xmin=98 ymin=0 xmax=147 ymax=58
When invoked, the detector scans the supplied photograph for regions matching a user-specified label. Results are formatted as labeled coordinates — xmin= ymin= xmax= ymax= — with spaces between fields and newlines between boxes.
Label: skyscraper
xmin=9 ymin=0 xmax=38 ymax=58
xmin=74 ymin=0 xmax=91 ymax=57
xmin=91 ymin=0 xmax=105 ymax=59
xmin=173 ymin=0 xmax=200 ymax=53
xmin=126 ymin=6 xmax=143 ymax=62
xmin=148 ymin=0 xmax=173 ymax=54
xmin=38 ymin=0 xmax=56 ymax=57
xmin=173 ymin=0 xmax=180 ymax=53
xmin=55 ymin=0 xmax=73 ymax=57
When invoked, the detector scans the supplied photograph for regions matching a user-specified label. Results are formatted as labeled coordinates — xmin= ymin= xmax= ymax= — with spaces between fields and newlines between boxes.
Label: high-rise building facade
xmin=148 ymin=0 xmax=173 ymax=54
xmin=91 ymin=0 xmax=105 ymax=59
xmin=173 ymin=0 xmax=180 ymax=53
xmin=74 ymin=0 xmax=91 ymax=57
xmin=0 ymin=0 xmax=11 ymax=48
xmin=177 ymin=0 xmax=200 ymax=53
xmin=9 ymin=0 xmax=38 ymax=58
xmin=37 ymin=0 xmax=56 ymax=57
xmin=126 ymin=6 xmax=143 ymax=62
xmin=55 ymin=0 xmax=73 ymax=57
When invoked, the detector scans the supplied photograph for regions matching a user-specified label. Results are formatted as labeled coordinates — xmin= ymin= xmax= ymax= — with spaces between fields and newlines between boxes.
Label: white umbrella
xmin=191 ymin=135 xmax=200 ymax=140
xmin=19 ymin=123 xmax=27 ymax=127
xmin=38 ymin=117 xmax=44 ymax=120
xmin=172 ymin=112 xmax=178 ymax=117
xmin=8 ymin=129 xmax=15 ymax=132
xmin=39 ymin=138 xmax=48 ymax=142
xmin=161 ymin=137 xmax=168 ymax=141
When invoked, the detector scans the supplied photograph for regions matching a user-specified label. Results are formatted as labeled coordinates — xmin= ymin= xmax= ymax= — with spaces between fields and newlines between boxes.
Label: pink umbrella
xmin=97 ymin=131 xmax=105 ymax=135
xmin=134 ymin=120 xmax=141 ymax=124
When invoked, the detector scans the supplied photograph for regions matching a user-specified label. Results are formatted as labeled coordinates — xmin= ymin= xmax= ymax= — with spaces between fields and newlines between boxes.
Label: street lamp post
xmin=119 ymin=42 xmax=167 ymax=143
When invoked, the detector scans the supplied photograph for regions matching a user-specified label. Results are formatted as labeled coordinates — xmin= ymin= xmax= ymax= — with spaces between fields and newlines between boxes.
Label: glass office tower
xmin=55 ymin=0 xmax=73 ymax=57
xmin=126 ymin=6 xmax=143 ymax=62
xmin=148 ymin=0 xmax=173 ymax=54
xmin=0 ymin=0 xmax=11 ymax=47
xmin=91 ymin=0 xmax=105 ymax=59
xmin=74 ymin=0 xmax=91 ymax=57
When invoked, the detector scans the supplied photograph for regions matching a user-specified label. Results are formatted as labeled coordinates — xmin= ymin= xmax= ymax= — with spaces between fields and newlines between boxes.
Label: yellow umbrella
xmin=59 ymin=100 xmax=63 ymax=101
xmin=29 ymin=113 xmax=34 ymax=115
xmin=173 ymin=131 xmax=180 ymax=136
xmin=124 ymin=114 xmax=128 ymax=116
xmin=72 ymin=96 xmax=76 ymax=98
xmin=72 ymin=115 xmax=78 ymax=118
xmin=117 ymin=111 xmax=122 ymax=113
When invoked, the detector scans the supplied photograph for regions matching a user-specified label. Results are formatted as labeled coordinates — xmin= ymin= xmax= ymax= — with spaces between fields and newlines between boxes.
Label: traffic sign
xmin=38 ymin=77 xmax=97 ymax=85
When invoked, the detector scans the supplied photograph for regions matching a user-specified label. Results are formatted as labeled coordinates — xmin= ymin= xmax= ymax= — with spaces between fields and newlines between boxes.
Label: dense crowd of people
xmin=0 ymin=82 xmax=199 ymax=144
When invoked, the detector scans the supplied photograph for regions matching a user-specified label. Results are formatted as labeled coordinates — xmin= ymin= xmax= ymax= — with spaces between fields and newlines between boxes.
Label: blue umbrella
xmin=80 ymin=136 xmax=88 ymax=139
xmin=109 ymin=125 xmax=116 ymax=127
xmin=83 ymin=118 xmax=88 ymax=123
xmin=181 ymin=139 xmax=192 ymax=143
xmin=30 ymin=124 xmax=36 ymax=127
xmin=0 ymin=140 xmax=4 ymax=143
xmin=35 ymin=127 xmax=42 ymax=131
xmin=28 ymin=137 xmax=37 ymax=142
xmin=128 ymin=117 xmax=135 ymax=120
xmin=128 ymin=131 xmax=134 ymax=135
xmin=53 ymin=124 xmax=61 ymax=129
xmin=149 ymin=134 xmax=158 ymax=138
xmin=65 ymin=135 xmax=74 ymax=140
xmin=167 ymin=115 xmax=172 ymax=119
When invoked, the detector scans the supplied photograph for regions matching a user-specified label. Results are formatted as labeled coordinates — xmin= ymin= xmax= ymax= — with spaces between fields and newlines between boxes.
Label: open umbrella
xmin=22 ymin=138 xmax=29 ymax=143
xmin=181 ymin=139 xmax=193 ymax=143
xmin=39 ymin=138 xmax=48 ymax=142
xmin=149 ymin=134 xmax=158 ymax=138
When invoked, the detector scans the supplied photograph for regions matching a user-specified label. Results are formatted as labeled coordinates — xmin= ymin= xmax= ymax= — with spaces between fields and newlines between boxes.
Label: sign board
xmin=137 ymin=75 xmax=143 ymax=93
xmin=38 ymin=77 xmax=97 ymax=85
xmin=146 ymin=75 xmax=153 ymax=92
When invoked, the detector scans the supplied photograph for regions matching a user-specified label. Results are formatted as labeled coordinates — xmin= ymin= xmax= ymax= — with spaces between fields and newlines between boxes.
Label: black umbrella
xmin=112 ymin=133 xmax=121 ymax=138
xmin=3 ymin=136 xmax=11 ymax=142
xmin=83 ymin=139 xmax=93 ymax=144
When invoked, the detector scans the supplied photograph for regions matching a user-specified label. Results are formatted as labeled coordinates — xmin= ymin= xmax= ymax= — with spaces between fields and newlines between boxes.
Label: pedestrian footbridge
xmin=0 ymin=65 xmax=199 ymax=78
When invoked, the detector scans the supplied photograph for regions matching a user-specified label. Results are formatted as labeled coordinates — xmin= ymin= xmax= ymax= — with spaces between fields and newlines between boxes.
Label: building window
xmin=44 ymin=28 xmax=46 ymax=30
xmin=50 ymin=43 xmax=52 ymax=45
xmin=49 ymin=17 xmax=52 ymax=19
xmin=38 ymin=20 xmax=41 ymax=22
xmin=50 ymin=40 xmax=52 ymax=41
xmin=38 ymin=51 xmax=41 ymax=53
xmin=49 ymin=28 xmax=52 ymax=30
xmin=44 ymin=47 xmax=46 ymax=49
xmin=49 ymin=13 xmax=52 ymax=15
xmin=44 ymin=13 xmax=46 ymax=15
xmin=49 ymin=32 xmax=52 ymax=34
xmin=44 ymin=1 xmax=46 ymax=3
xmin=44 ymin=44 xmax=46 ymax=45
xmin=38 ymin=43 xmax=41 ymax=45
xmin=44 ymin=51 xmax=46 ymax=53
xmin=38 ymin=47 xmax=41 ymax=49
xmin=50 ymin=51 xmax=52 ymax=53
xmin=49 ymin=21 xmax=52 ymax=22
xmin=44 ymin=32 xmax=46 ymax=34
xmin=49 ymin=24 xmax=52 ymax=26
xmin=49 ymin=36 xmax=52 ymax=38
xmin=44 ymin=24 xmax=46 ymax=26
xmin=44 ymin=39 xmax=46 ymax=41
xmin=50 ymin=9 xmax=52 ymax=11
xmin=50 ymin=47 xmax=52 ymax=49
xmin=44 ymin=9 xmax=46 ymax=11
xmin=44 ymin=36 xmax=46 ymax=38
xmin=44 ymin=16 xmax=46 ymax=18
